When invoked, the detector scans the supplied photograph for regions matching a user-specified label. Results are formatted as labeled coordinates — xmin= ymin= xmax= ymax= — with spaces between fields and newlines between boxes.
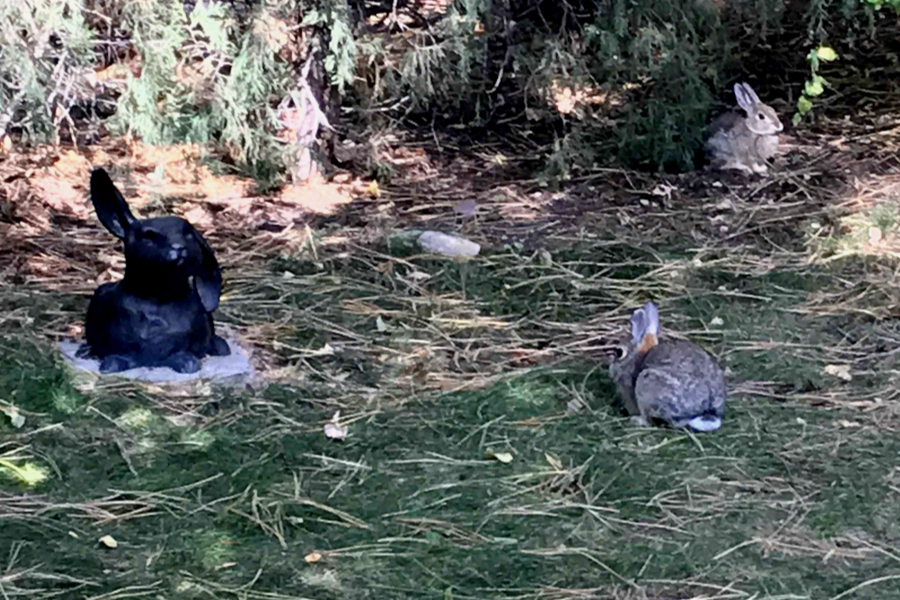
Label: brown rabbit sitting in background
xmin=705 ymin=82 xmax=783 ymax=175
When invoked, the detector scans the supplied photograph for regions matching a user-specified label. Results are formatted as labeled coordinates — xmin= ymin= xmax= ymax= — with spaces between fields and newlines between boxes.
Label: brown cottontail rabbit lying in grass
xmin=705 ymin=82 xmax=783 ymax=175
xmin=609 ymin=302 xmax=726 ymax=432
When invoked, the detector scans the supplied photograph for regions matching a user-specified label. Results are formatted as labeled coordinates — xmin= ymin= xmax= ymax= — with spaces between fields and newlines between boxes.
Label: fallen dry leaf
xmin=868 ymin=226 xmax=883 ymax=245
xmin=484 ymin=449 xmax=513 ymax=464
xmin=454 ymin=199 xmax=478 ymax=217
xmin=323 ymin=411 xmax=348 ymax=441
xmin=1 ymin=405 xmax=25 ymax=428
xmin=651 ymin=184 xmax=677 ymax=200
xmin=824 ymin=364 xmax=852 ymax=381
xmin=565 ymin=397 xmax=585 ymax=415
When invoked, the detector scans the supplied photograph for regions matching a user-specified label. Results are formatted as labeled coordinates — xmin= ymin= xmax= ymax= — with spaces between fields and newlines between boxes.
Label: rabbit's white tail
xmin=687 ymin=415 xmax=722 ymax=432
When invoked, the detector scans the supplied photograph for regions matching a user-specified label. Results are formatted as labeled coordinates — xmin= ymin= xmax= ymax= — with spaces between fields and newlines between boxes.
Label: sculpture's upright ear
xmin=90 ymin=168 xmax=137 ymax=239
xmin=190 ymin=227 xmax=222 ymax=313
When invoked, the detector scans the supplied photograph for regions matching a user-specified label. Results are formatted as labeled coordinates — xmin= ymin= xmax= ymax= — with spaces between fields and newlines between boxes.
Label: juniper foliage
xmin=0 ymin=0 xmax=96 ymax=143
xmin=111 ymin=0 xmax=297 ymax=180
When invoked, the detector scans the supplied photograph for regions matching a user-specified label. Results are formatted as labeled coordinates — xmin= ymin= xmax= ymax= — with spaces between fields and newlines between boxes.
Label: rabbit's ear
xmin=630 ymin=301 xmax=659 ymax=344
xmin=630 ymin=308 xmax=646 ymax=345
xmin=641 ymin=301 xmax=659 ymax=336
xmin=742 ymin=83 xmax=761 ymax=104
xmin=190 ymin=228 xmax=223 ymax=313
xmin=734 ymin=83 xmax=759 ymax=112
xmin=90 ymin=168 xmax=137 ymax=239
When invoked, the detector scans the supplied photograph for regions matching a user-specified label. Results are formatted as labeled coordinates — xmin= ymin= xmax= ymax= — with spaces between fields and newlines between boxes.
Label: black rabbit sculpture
xmin=77 ymin=168 xmax=230 ymax=374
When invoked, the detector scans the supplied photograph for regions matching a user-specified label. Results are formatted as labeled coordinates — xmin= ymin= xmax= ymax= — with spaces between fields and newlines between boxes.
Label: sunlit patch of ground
xmin=809 ymin=173 xmax=900 ymax=261
xmin=0 ymin=138 xmax=367 ymax=232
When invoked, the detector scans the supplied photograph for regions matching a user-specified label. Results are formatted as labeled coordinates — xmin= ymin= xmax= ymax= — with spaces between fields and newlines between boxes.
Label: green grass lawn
xmin=3 ymin=182 xmax=900 ymax=599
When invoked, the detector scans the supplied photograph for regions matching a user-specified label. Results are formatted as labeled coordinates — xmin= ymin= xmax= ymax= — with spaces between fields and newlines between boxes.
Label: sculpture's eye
xmin=140 ymin=229 xmax=163 ymax=244
xmin=758 ymin=113 xmax=766 ymax=120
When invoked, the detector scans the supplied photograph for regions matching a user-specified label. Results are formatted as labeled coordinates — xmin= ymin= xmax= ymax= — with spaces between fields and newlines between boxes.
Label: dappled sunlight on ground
xmin=279 ymin=179 xmax=355 ymax=215
xmin=547 ymin=79 xmax=623 ymax=119
xmin=0 ymin=138 xmax=366 ymax=241
xmin=818 ymin=172 xmax=900 ymax=261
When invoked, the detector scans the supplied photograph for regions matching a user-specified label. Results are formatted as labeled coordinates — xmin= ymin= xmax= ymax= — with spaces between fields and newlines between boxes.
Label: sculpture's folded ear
xmin=190 ymin=227 xmax=222 ymax=313
xmin=90 ymin=168 xmax=137 ymax=239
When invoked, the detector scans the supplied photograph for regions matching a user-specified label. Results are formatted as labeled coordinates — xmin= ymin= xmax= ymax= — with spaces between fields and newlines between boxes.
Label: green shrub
xmin=2 ymin=0 xmax=897 ymax=177
xmin=112 ymin=0 xmax=294 ymax=181
xmin=0 ymin=0 xmax=96 ymax=143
